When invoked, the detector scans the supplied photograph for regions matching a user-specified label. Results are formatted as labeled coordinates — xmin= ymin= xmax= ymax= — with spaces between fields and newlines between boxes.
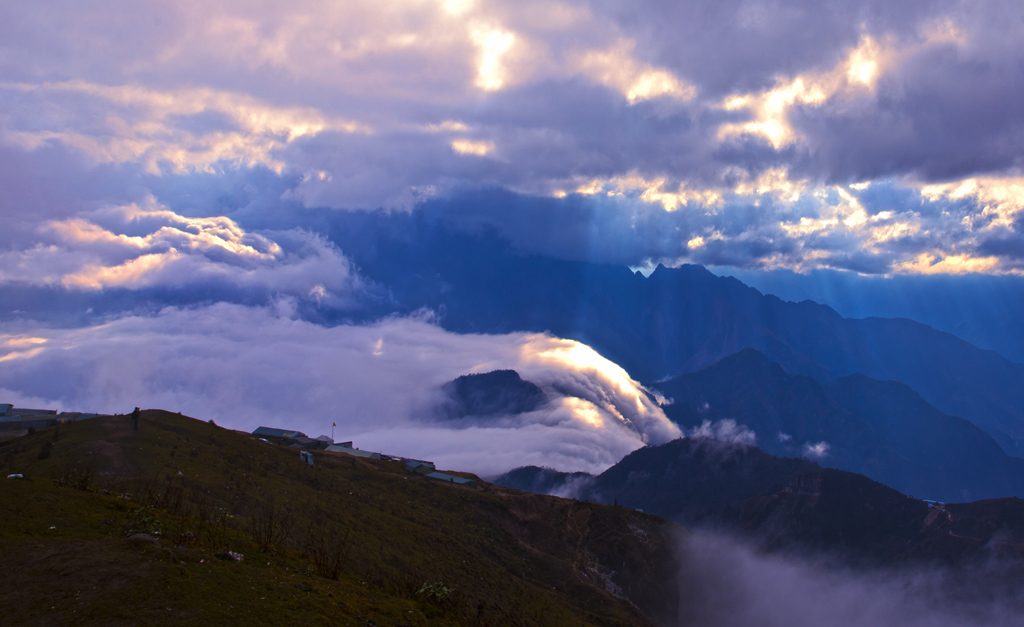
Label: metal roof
xmin=253 ymin=426 xmax=305 ymax=439
xmin=326 ymin=446 xmax=380 ymax=459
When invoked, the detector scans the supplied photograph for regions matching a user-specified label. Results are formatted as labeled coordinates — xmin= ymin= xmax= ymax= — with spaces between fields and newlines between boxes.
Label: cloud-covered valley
xmin=0 ymin=305 xmax=679 ymax=476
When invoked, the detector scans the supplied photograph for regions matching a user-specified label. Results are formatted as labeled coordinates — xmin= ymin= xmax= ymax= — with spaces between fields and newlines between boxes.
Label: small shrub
xmin=37 ymin=441 xmax=52 ymax=460
xmin=126 ymin=506 xmax=162 ymax=537
xmin=305 ymin=525 xmax=351 ymax=580
xmin=417 ymin=580 xmax=457 ymax=606
xmin=53 ymin=462 xmax=94 ymax=490
xmin=250 ymin=499 xmax=289 ymax=553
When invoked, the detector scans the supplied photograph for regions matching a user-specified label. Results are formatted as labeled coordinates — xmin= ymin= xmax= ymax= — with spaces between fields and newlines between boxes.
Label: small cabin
xmin=252 ymin=426 xmax=306 ymax=444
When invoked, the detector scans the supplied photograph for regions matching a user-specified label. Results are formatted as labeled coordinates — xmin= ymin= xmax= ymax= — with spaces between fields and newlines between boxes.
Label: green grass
xmin=0 ymin=411 xmax=681 ymax=625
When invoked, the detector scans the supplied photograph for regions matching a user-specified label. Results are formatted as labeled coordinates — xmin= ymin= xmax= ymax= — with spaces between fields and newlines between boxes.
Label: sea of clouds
xmin=0 ymin=303 xmax=679 ymax=476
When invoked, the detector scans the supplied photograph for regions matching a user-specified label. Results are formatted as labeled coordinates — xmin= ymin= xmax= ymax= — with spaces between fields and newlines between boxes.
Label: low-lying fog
xmin=676 ymin=531 xmax=1024 ymax=627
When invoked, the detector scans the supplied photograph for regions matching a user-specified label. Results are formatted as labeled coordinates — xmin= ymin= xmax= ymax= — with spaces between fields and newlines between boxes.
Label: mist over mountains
xmin=320 ymin=210 xmax=1024 ymax=459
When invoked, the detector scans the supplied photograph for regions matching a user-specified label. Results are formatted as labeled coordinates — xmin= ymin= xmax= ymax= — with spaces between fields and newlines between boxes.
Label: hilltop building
xmin=0 ymin=403 xmax=79 ymax=433
xmin=251 ymin=426 xmax=478 ymax=489
xmin=252 ymin=426 xmax=337 ymax=450
xmin=252 ymin=426 xmax=306 ymax=443
xmin=326 ymin=442 xmax=381 ymax=459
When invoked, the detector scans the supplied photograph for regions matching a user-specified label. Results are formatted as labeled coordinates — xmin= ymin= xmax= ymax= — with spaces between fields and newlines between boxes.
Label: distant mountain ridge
xmin=654 ymin=348 xmax=1024 ymax=501
xmin=495 ymin=438 xmax=1024 ymax=566
xmin=326 ymin=221 xmax=1024 ymax=455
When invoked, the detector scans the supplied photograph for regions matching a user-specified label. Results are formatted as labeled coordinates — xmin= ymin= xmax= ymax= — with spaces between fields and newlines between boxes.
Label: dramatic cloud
xmin=0 ymin=200 xmax=362 ymax=306
xmin=3 ymin=0 xmax=1024 ymax=482
xmin=0 ymin=306 xmax=679 ymax=476
xmin=2 ymin=0 xmax=1023 ymax=276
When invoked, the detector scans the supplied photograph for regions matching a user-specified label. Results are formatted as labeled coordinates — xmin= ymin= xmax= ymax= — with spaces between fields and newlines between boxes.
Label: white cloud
xmin=686 ymin=419 xmax=757 ymax=446
xmin=0 ymin=200 xmax=361 ymax=302
xmin=0 ymin=81 xmax=369 ymax=175
xmin=803 ymin=441 xmax=831 ymax=460
xmin=0 ymin=307 xmax=680 ymax=476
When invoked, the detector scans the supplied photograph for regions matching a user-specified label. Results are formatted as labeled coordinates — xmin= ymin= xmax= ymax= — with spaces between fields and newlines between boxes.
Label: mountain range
xmin=496 ymin=438 xmax=1024 ymax=566
xmin=325 ymin=217 xmax=1024 ymax=457
xmin=654 ymin=348 xmax=1024 ymax=502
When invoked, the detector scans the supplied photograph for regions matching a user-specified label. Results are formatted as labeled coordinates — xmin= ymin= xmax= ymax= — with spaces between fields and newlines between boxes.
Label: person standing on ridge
xmin=131 ymin=407 xmax=140 ymax=431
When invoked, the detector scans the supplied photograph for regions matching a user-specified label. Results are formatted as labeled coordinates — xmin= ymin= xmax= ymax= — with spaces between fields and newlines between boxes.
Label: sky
xmin=2 ymin=0 xmax=1024 ymax=474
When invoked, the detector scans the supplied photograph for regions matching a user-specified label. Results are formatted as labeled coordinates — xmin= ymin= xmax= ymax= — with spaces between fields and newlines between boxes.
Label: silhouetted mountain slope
xmin=495 ymin=440 xmax=819 ymax=526
xmin=654 ymin=348 xmax=1024 ymax=501
xmin=326 ymin=220 xmax=1024 ymax=454
xmin=737 ymin=470 xmax=1024 ymax=565
xmin=496 ymin=439 xmax=1024 ymax=566
xmin=826 ymin=374 xmax=1024 ymax=501
xmin=586 ymin=438 xmax=820 ymax=524
xmin=439 ymin=369 xmax=546 ymax=419
xmin=736 ymin=469 xmax=934 ymax=561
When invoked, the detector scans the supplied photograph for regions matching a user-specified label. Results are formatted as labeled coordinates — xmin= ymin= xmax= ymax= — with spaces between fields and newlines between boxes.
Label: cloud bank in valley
xmin=676 ymin=531 xmax=1024 ymax=627
xmin=0 ymin=305 xmax=679 ymax=476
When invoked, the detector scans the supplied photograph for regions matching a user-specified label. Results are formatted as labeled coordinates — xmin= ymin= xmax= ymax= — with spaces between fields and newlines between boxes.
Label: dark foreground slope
xmin=654 ymin=348 xmax=1024 ymax=501
xmin=497 ymin=439 xmax=1024 ymax=566
xmin=0 ymin=412 xmax=680 ymax=626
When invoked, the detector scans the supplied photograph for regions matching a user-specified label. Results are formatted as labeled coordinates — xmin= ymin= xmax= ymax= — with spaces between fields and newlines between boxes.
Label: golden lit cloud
xmin=733 ymin=168 xmax=807 ymax=201
xmin=450 ymin=138 xmax=496 ymax=156
xmin=718 ymin=36 xmax=887 ymax=148
xmin=560 ymin=396 xmax=606 ymax=429
xmin=570 ymin=168 xmax=808 ymax=211
xmin=0 ymin=81 xmax=368 ymax=173
xmin=419 ymin=120 xmax=471 ymax=133
xmin=574 ymin=174 xmax=722 ymax=211
xmin=1 ymin=337 xmax=48 ymax=348
xmin=779 ymin=216 xmax=839 ymax=237
xmin=778 ymin=184 xmax=921 ymax=249
xmin=0 ymin=347 xmax=45 ymax=363
xmin=0 ymin=200 xmax=359 ymax=295
xmin=62 ymin=251 xmax=181 ymax=290
xmin=920 ymin=176 xmax=1024 ymax=230
xmin=517 ymin=336 xmax=679 ymax=441
xmin=46 ymin=203 xmax=281 ymax=260
xmin=577 ymin=39 xmax=696 ymax=104
xmin=471 ymin=24 xmax=516 ymax=91
xmin=895 ymin=252 xmax=1001 ymax=275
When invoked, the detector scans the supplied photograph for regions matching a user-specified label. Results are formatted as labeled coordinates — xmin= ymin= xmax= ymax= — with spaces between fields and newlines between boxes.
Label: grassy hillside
xmin=0 ymin=411 xmax=680 ymax=626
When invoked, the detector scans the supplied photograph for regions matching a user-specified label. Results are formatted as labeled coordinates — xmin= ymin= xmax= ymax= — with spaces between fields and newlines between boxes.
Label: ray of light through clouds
xmin=2 ymin=0 xmax=1024 ymax=472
